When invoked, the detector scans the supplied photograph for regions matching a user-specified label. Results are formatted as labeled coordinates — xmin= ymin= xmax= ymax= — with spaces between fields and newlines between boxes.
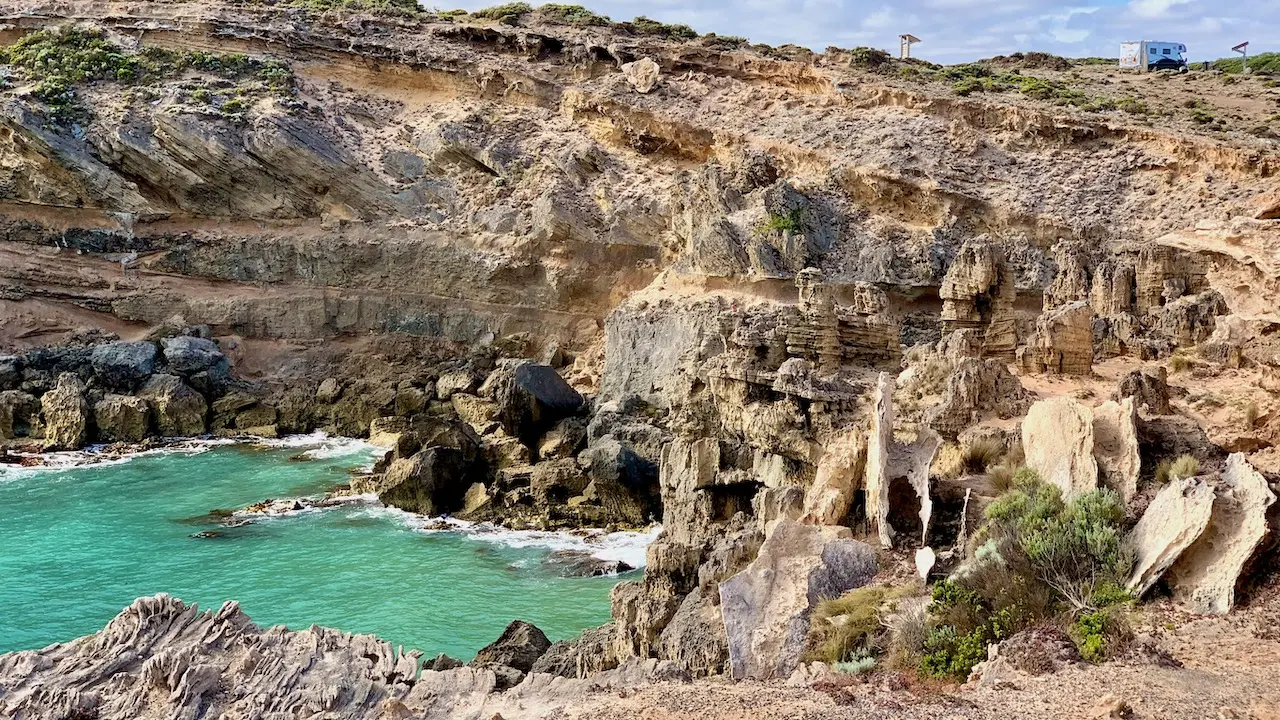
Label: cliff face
xmin=4 ymin=0 xmax=1280 ymax=695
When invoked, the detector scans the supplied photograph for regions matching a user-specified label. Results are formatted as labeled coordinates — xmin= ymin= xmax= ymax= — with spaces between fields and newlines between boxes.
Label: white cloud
xmin=1129 ymin=0 xmax=1195 ymax=20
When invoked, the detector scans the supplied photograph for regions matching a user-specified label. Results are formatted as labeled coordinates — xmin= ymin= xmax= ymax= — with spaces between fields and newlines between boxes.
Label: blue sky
xmin=442 ymin=0 xmax=1275 ymax=63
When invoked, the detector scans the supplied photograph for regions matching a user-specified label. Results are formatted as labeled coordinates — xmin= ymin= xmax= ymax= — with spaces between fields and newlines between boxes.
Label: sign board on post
xmin=1233 ymin=41 xmax=1250 ymax=74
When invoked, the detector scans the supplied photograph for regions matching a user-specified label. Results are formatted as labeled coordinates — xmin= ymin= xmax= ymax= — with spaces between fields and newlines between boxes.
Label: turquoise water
xmin=0 ymin=438 xmax=638 ymax=658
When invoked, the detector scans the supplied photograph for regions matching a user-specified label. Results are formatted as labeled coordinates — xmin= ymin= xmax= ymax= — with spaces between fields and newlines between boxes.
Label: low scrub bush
xmin=627 ymin=15 xmax=698 ymax=40
xmin=2 ymin=27 xmax=294 ymax=125
xmin=962 ymin=437 xmax=1003 ymax=473
xmin=470 ymin=2 xmax=532 ymax=24
xmin=537 ymin=4 xmax=611 ymax=26
xmin=915 ymin=473 xmax=1132 ymax=680
xmin=805 ymin=583 xmax=923 ymax=666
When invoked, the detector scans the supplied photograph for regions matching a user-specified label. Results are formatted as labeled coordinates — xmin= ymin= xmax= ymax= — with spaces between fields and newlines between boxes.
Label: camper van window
xmin=1150 ymin=48 xmax=1157 ymax=54
xmin=1163 ymin=48 xmax=1171 ymax=55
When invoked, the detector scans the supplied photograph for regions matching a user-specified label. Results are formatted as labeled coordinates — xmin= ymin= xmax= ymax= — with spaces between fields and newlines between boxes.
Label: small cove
xmin=0 ymin=436 xmax=644 ymax=658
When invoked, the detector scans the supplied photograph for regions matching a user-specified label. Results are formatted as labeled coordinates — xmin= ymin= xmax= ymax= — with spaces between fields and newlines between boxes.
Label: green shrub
xmin=988 ymin=463 xmax=1015 ymax=493
xmin=832 ymin=656 xmax=877 ymax=674
xmin=1071 ymin=606 xmax=1132 ymax=663
xmin=850 ymin=46 xmax=891 ymax=69
xmin=1117 ymin=97 xmax=1149 ymax=115
xmin=1190 ymin=108 xmax=1216 ymax=125
xmin=953 ymin=77 xmax=985 ymax=96
xmin=470 ymin=2 xmax=533 ymax=24
xmin=763 ymin=209 xmax=802 ymax=233
xmin=984 ymin=479 xmax=1126 ymax=612
xmin=806 ymin=583 xmax=925 ymax=666
xmin=537 ymin=4 xmax=611 ymax=26
xmin=628 ymin=15 xmax=698 ymax=40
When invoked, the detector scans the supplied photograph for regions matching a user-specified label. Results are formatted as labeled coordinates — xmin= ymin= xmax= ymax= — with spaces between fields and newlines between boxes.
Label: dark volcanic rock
xmin=544 ymin=550 xmax=635 ymax=577
xmin=89 ymin=341 xmax=157 ymax=390
xmin=162 ymin=336 xmax=230 ymax=377
xmin=481 ymin=360 xmax=583 ymax=445
xmin=0 ymin=356 xmax=21 ymax=390
xmin=377 ymin=446 xmax=473 ymax=516
xmin=471 ymin=620 xmax=551 ymax=673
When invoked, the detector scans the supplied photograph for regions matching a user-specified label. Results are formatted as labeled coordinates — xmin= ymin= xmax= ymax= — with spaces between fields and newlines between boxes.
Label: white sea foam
xmin=0 ymin=432 xmax=377 ymax=481
xmin=342 ymin=502 xmax=658 ymax=568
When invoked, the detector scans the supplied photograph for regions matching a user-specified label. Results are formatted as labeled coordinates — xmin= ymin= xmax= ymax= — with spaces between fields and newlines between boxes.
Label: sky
xmin=442 ymin=0 xmax=1276 ymax=64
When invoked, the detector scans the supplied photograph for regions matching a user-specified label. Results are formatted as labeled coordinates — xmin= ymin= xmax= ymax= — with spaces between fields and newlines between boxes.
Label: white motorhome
xmin=1120 ymin=41 xmax=1188 ymax=71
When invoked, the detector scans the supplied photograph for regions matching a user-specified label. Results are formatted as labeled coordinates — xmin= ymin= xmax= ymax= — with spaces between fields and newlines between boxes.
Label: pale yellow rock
xmin=1166 ymin=454 xmax=1277 ymax=614
xmin=1022 ymin=397 xmax=1098 ymax=501
xmin=1091 ymin=397 xmax=1140 ymax=504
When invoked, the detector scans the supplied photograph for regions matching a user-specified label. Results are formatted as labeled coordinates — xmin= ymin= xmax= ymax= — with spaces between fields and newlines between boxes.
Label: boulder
xmin=1166 ymin=454 xmax=1277 ymax=614
xmin=377 ymin=447 xmax=472 ymax=516
xmin=395 ymin=385 xmax=428 ymax=416
xmin=40 ymin=373 xmax=89 ymax=450
xmin=530 ymin=458 xmax=590 ymax=504
xmin=538 ymin=416 xmax=587 ymax=460
xmin=1125 ymin=476 xmax=1215 ymax=596
xmin=471 ymin=620 xmax=551 ymax=673
xmin=578 ymin=435 xmax=659 ymax=526
xmin=622 ymin=57 xmax=661 ymax=93
xmin=1114 ymin=366 xmax=1171 ymax=415
xmin=211 ymin=391 xmax=259 ymax=429
xmin=138 ymin=374 xmax=208 ymax=437
xmin=316 ymin=377 xmax=343 ymax=404
xmin=718 ymin=519 xmax=876 ymax=680
xmin=0 ymin=390 xmax=38 ymax=439
xmin=1091 ymin=397 xmax=1141 ymax=504
xmin=926 ymin=358 xmax=1034 ymax=440
xmin=1022 ymin=397 xmax=1098 ymax=501
xmin=235 ymin=404 xmax=277 ymax=430
xmin=657 ymin=587 xmax=729 ymax=677
xmin=435 ymin=371 xmax=478 ymax=400
xmin=450 ymin=393 xmax=498 ymax=431
xmin=161 ymin=336 xmax=229 ymax=377
xmin=368 ymin=416 xmax=410 ymax=448
xmin=94 ymin=394 xmax=150 ymax=443
xmin=480 ymin=360 xmax=583 ymax=446
xmin=89 ymin=341 xmax=157 ymax=389
xmin=0 ymin=355 xmax=20 ymax=390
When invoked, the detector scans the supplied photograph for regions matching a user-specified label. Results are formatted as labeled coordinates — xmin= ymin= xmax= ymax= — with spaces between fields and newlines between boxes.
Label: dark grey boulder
xmin=471 ymin=620 xmax=551 ymax=673
xmin=543 ymin=549 xmax=634 ymax=578
xmin=481 ymin=360 xmax=583 ymax=445
xmin=424 ymin=653 xmax=463 ymax=672
xmin=377 ymin=447 xmax=473 ymax=516
xmin=90 ymin=342 xmax=157 ymax=389
xmin=0 ymin=356 xmax=21 ymax=390
xmin=162 ymin=336 xmax=229 ymax=376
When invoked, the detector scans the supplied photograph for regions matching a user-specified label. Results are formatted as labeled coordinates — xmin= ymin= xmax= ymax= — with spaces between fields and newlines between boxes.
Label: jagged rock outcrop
xmin=1019 ymin=300 xmax=1094 ymax=375
xmin=1125 ymin=476 xmax=1216 ymax=596
xmin=1022 ymin=397 xmax=1098 ymax=501
xmin=1165 ymin=454 xmax=1278 ymax=614
xmin=137 ymin=374 xmax=207 ymax=437
xmin=799 ymin=428 xmax=864 ymax=526
xmin=0 ymin=390 xmax=38 ymax=440
xmin=865 ymin=373 xmax=895 ymax=547
xmin=1114 ymin=366 xmax=1171 ymax=415
xmin=40 ymin=373 xmax=88 ymax=450
xmin=718 ymin=519 xmax=876 ymax=680
xmin=622 ymin=57 xmax=661 ymax=94
xmin=939 ymin=238 xmax=1018 ymax=360
xmin=1091 ymin=397 xmax=1141 ymax=504
xmin=481 ymin=360 xmax=584 ymax=446
xmin=926 ymin=357 xmax=1034 ymax=440
xmin=470 ymin=620 xmax=552 ymax=688
xmin=94 ymin=394 xmax=151 ymax=443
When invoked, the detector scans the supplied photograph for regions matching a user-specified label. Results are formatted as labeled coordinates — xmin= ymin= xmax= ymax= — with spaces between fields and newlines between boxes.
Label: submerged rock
xmin=544 ymin=550 xmax=635 ymax=577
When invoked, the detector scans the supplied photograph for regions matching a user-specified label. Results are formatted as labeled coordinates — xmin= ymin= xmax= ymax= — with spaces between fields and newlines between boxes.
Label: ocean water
xmin=0 ymin=435 xmax=650 ymax=658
